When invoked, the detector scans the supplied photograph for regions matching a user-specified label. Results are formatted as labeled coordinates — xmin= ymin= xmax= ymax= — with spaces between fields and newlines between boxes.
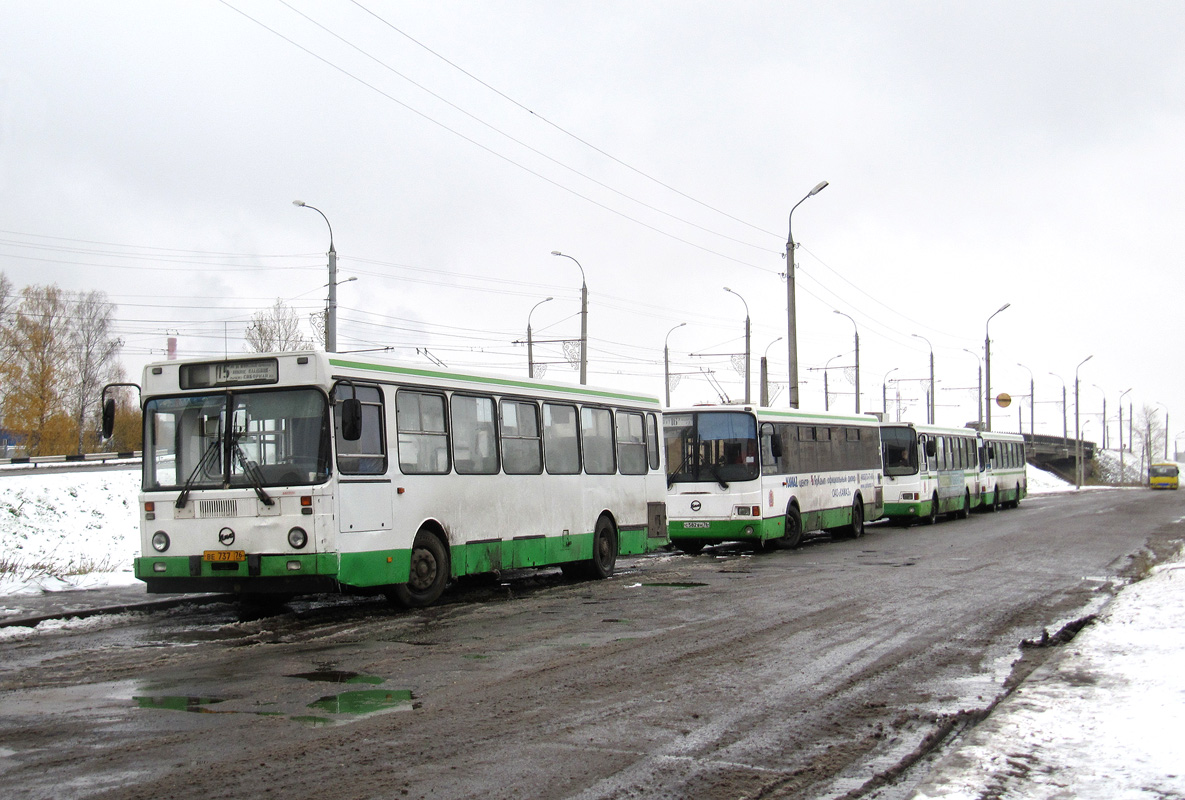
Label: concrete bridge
xmin=1023 ymin=433 xmax=1096 ymax=481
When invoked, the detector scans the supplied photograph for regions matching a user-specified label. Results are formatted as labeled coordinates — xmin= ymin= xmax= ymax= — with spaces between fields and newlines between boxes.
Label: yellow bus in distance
xmin=1149 ymin=462 xmax=1179 ymax=490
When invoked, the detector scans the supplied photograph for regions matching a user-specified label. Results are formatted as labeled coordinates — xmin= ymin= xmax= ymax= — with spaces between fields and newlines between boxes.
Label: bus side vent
xmin=199 ymin=499 xmax=239 ymax=518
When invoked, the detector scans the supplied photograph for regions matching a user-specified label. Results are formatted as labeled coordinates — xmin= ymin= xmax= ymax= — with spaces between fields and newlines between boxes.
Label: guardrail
xmin=0 ymin=451 xmax=140 ymax=467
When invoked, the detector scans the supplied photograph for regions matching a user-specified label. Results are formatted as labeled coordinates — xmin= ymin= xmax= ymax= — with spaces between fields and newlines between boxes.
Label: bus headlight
xmin=287 ymin=527 xmax=309 ymax=549
xmin=151 ymin=531 xmax=170 ymax=552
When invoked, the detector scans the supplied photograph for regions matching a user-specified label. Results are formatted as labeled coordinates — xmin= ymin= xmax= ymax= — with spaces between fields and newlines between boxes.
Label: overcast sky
xmin=2 ymin=1 xmax=1182 ymax=444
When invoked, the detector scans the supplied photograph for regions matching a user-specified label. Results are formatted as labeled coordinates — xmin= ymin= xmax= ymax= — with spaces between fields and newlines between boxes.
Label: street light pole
xmin=984 ymin=303 xmax=1011 ymax=431
xmin=293 ymin=200 xmax=337 ymax=352
xmin=785 ymin=180 xmax=829 ymax=408
xmin=760 ymin=337 xmax=782 ymax=407
xmin=550 ymin=251 xmax=587 ymax=384
xmin=1049 ymin=372 xmax=1068 ymax=446
xmin=724 ymin=287 xmax=751 ymax=404
xmin=963 ymin=349 xmax=983 ymax=428
xmin=1074 ymin=355 xmax=1093 ymax=488
xmin=526 ymin=297 xmax=553 ymax=378
xmin=1118 ymin=387 xmax=1132 ymax=482
xmin=912 ymin=333 xmax=935 ymax=424
xmin=664 ymin=322 xmax=686 ymax=407
xmin=882 ymin=366 xmax=899 ymax=420
xmin=1017 ymin=362 xmax=1035 ymax=439
xmin=833 ymin=310 xmax=860 ymax=414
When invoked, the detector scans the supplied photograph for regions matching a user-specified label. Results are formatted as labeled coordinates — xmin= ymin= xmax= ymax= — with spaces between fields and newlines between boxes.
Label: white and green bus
xmin=980 ymin=431 xmax=1027 ymax=508
xmin=880 ymin=423 xmax=983 ymax=524
xmin=664 ymin=406 xmax=884 ymax=552
xmin=118 ymin=351 xmax=669 ymax=606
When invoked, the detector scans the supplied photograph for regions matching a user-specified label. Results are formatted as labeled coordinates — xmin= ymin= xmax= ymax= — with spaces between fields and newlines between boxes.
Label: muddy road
xmin=2 ymin=488 xmax=1183 ymax=800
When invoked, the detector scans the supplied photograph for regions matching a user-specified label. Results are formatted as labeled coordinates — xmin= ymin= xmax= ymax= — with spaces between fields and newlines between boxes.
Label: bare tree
xmin=67 ymin=290 xmax=124 ymax=454
xmin=245 ymin=299 xmax=314 ymax=352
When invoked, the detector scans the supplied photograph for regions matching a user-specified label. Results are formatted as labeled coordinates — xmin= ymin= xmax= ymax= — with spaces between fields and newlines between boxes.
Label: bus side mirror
xmin=770 ymin=434 xmax=783 ymax=459
xmin=925 ymin=440 xmax=937 ymax=458
xmin=341 ymin=398 xmax=362 ymax=441
xmin=101 ymin=399 xmax=116 ymax=439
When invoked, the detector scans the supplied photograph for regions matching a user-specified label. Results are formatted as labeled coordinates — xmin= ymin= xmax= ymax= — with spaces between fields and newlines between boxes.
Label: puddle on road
xmin=641 ymin=582 xmax=708 ymax=588
xmin=134 ymin=671 xmax=416 ymax=726
xmin=134 ymin=696 xmax=228 ymax=713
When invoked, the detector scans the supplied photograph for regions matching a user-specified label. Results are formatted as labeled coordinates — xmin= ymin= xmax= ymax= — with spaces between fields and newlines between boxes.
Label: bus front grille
xmin=198 ymin=499 xmax=239 ymax=518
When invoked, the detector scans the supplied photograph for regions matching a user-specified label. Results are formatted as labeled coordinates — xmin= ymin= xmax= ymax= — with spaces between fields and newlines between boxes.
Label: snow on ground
xmin=0 ymin=467 xmax=140 ymax=596
xmin=912 ymin=552 xmax=1185 ymax=799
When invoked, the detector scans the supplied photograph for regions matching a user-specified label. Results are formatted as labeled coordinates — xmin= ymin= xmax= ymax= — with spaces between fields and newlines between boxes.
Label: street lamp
xmin=664 ymin=322 xmax=686 ymax=407
xmin=1091 ymin=383 xmax=1107 ymax=450
xmin=833 ymin=310 xmax=860 ymax=414
xmin=882 ymin=366 xmax=899 ymax=420
xmin=550 ymin=251 xmax=588 ymax=385
xmin=1017 ymin=362 xmax=1034 ymax=439
xmin=1118 ymin=387 xmax=1132 ymax=482
xmin=823 ymin=352 xmax=844 ymax=412
xmin=1074 ymin=355 xmax=1093 ymax=488
xmin=984 ymin=303 xmax=1011 ymax=431
xmin=760 ymin=336 xmax=782 ymax=407
xmin=912 ymin=333 xmax=934 ymax=424
xmin=293 ymin=200 xmax=338 ymax=352
xmin=526 ymin=297 xmax=553 ymax=378
xmin=723 ymin=287 xmax=751 ymax=404
xmin=784 ymin=180 xmax=829 ymax=408
xmin=963 ymin=348 xmax=983 ymax=428
xmin=1049 ymin=371 xmax=1068 ymax=445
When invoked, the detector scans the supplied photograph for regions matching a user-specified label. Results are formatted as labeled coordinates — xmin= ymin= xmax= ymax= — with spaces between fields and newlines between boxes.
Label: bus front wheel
xmin=390 ymin=529 xmax=450 ymax=608
xmin=925 ymin=494 xmax=939 ymax=525
xmin=779 ymin=505 xmax=804 ymax=548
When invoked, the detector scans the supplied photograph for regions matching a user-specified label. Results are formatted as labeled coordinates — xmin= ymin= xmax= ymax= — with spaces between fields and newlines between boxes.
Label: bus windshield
xmin=1150 ymin=464 xmax=1179 ymax=478
xmin=880 ymin=425 xmax=919 ymax=477
xmin=144 ymin=388 xmax=331 ymax=491
xmin=664 ymin=411 xmax=759 ymax=486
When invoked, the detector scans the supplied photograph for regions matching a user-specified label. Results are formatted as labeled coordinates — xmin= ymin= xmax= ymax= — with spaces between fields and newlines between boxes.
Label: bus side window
xmin=501 ymin=399 xmax=543 ymax=475
xmin=616 ymin=411 xmax=647 ymax=475
xmin=451 ymin=394 xmax=498 ymax=475
xmin=543 ymin=403 xmax=581 ymax=474
xmin=335 ymin=384 xmax=386 ymax=475
xmin=645 ymin=413 xmax=660 ymax=472
xmin=581 ymin=406 xmax=616 ymax=475
xmin=396 ymin=390 xmax=449 ymax=474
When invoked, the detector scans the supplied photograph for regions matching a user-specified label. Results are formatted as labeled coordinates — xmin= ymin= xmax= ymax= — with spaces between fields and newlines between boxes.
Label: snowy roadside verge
xmin=0 ymin=468 xmax=140 ymax=599
xmin=910 ymin=549 xmax=1185 ymax=799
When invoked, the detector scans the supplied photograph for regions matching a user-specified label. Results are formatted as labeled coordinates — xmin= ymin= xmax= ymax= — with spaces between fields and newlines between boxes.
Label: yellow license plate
xmin=203 ymin=550 xmax=246 ymax=562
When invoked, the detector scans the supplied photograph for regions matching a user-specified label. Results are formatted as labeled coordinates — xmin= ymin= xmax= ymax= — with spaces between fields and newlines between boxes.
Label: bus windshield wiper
xmin=709 ymin=463 xmax=730 ymax=490
xmin=175 ymin=437 xmax=223 ymax=509
xmin=230 ymin=436 xmax=274 ymax=506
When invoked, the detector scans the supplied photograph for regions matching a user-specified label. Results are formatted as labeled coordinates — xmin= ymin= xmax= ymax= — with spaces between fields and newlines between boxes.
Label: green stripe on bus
xmin=328 ymin=358 xmax=660 ymax=406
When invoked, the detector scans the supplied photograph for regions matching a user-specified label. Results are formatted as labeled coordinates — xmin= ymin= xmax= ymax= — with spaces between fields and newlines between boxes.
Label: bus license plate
xmin=683 ymin=521 xmax=710 ymax=529
xmin=203 ymin=550 xmax=246 ymax=562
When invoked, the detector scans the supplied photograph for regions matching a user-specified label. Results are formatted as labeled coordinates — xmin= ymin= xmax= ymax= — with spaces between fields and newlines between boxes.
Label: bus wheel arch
xmin=389 ymin=523 xmax=451 ymax=608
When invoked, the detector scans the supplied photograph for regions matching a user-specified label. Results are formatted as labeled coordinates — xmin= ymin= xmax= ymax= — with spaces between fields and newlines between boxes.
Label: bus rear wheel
xmin=563 ymin=516 xmax=618 ymax=579
xmin=958 ymin=490 xmax=971 ymax=519
xmin=849 ymin=498 xmax=865 ymax=538
xmin=390 ymin=529 xmax=450 ymax=608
